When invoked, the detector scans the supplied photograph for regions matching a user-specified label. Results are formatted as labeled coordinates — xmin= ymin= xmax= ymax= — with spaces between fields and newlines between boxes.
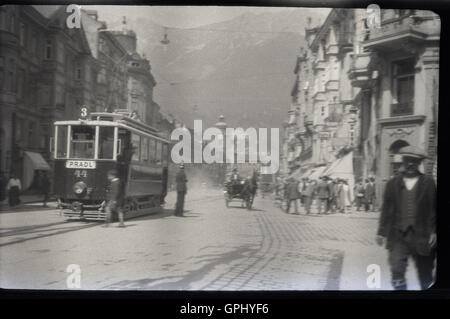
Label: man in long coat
xmin=284 ymin=178 xmax=300 ymax=214
xmin=364 ymin=177 xmax=376 ymax=212
xmin=376 ymin=146 xmax=436 ymax=290
xmin=175 ymin=164 xmax=188 ymax=216
xmin=104 ymin=169 xmax=125 ymax=227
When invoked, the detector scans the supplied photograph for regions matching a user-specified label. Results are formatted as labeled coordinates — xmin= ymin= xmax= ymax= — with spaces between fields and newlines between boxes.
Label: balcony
xmin=325 ymin=44 xmax=339 ymax=56
xmin=313 ymin=91 xmax=326 ymax=102
xmin=313 ymin=59 xmax=326 ymax=70
xmin=0 ymin=30 xmax=19 ymax=49
xmin=391 ymin=101 xmax=414 ymax=117
xmin=363 ymin=14 xmax=438 ymax=52
xmin=325 ymin=80 xmax=339 ymax=92
xmin=348 ymin=53 xmax=373 ymax=88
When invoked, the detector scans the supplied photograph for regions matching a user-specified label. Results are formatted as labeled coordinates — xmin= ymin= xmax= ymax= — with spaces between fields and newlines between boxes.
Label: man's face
xmin=402 ymin=156 xmax=422 ymax=176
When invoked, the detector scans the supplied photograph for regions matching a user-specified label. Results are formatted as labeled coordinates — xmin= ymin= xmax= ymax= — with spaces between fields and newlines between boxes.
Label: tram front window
xmin=98 ymin=126 xmax=114 ymax=159
xmin=70 ymin=126 xmax=95 ymax=159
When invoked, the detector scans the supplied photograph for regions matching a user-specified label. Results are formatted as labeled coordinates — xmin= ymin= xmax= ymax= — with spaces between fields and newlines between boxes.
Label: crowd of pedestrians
xmin=276 ymin=175 xmax=377 ymax=215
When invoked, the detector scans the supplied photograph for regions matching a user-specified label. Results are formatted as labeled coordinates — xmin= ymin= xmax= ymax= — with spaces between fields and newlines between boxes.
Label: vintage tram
xmin=52 ymin=111 xmax=170 ymax=220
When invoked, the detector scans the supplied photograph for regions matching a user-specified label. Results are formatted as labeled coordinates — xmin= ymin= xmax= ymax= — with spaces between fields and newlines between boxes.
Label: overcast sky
xmin=86 ymin=6 xmax=326 ymax=29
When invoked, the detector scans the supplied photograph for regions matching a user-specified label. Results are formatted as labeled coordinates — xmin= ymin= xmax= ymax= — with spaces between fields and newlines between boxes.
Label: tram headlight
xmin=73 ymin=181 xmax=87 ymax=196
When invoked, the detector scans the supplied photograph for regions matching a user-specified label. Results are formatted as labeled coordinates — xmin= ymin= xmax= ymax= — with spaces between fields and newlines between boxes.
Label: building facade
xmin=349 ymin=9 xmax=440 ymax=200
xmin=0 ymin=5 xmax=166 ymax=193
xmin=283 ymin=8 xmax=440 ymax=207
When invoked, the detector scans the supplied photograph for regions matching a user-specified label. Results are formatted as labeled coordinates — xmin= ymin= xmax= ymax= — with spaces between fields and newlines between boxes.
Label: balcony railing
xmin=391 ymin=101 xmax=414 ymax=117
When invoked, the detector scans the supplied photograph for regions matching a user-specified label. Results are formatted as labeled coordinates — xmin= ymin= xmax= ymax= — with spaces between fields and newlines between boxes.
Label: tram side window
xmin=155 ymin=141 xmax=162 ymax=165
xmin=70 ymin=125 xmax=95 ymax=159
xmin=98 ymin=126 xmax=114 ymax=159
xmin=56 ymin=125 xmax=68 ymax=158
xmin=162 ymin=143 xmax=168 ymax=166
xmin=149 ymin=138 xmax=156 ymax=164
xmin=142 ymin=137 xmax=149 ymax=162
xmin=131 ymin=133 xmax=140 ymax=162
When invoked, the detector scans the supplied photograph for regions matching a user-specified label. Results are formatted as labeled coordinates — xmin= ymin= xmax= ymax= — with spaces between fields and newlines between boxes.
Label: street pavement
xmin=0 ymin=189 xmax=421 ymax=290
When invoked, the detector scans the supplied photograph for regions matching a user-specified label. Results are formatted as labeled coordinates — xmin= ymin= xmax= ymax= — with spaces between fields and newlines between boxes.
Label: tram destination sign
xmin=65 ymin=160 xmax=97 ymax=169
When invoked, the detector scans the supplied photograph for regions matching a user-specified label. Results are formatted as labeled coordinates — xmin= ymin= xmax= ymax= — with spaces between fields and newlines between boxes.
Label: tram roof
xmin=54 ymin=114 xmax=170 ymax=143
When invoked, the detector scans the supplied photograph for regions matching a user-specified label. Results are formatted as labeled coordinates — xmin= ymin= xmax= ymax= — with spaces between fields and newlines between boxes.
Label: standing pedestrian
xmin=104 ymin=169 xmax=125 ymax=227
xmin=316 ymin=176 xmax=330 ymax=214
xmin=7 ymin=173 xmax=22 ymax=207
xmin=303 ymin=179 xmax=315 ymax=215
xmin=338 ymin=179 xmax=352 ymax=214
xmin=41 ymin=171 xmax=51 ymax=207
xmin=285 ymin=178 xmax=300 ymax=214
xmin=354 ymin=180 xmax=365 ymax=211
xmin=364 ymin=177 xmax=376 ymax=212
xmin=175 ymin=163 xmax=187 ymax=216
xmin=376 ymin=146 xmax=436 ymax=290
xmin=0 ymin=172 xmax=6 ymax=202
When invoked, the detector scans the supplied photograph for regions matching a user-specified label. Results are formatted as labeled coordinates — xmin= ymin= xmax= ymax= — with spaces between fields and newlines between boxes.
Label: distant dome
xmin=215 ymin=115 xmax=227 ymax=129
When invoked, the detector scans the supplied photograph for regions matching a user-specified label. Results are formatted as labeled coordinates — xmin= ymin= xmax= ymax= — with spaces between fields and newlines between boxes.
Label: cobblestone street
xmin=0 ymin=189 xmax=420 ymax=290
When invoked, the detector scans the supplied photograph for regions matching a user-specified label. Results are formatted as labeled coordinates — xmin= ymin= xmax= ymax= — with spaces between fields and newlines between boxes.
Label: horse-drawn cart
xmin=223 ymin=178 xmax=254 ymax=210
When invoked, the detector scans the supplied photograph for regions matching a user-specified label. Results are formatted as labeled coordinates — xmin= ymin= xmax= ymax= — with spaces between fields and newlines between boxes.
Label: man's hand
xmin=376 ymin=235 xmax=386 ymax=247
xmin=429 ymin=233 xmax=437 ymax=248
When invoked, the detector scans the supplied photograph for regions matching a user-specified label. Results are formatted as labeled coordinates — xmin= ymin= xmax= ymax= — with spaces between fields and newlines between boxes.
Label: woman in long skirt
xmin=7 ymin=174 xmax=22 ymax=207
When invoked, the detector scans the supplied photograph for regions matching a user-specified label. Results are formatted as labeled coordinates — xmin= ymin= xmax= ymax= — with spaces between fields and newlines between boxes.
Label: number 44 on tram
xmin=52 ymin=110 xmax=170 ymax=220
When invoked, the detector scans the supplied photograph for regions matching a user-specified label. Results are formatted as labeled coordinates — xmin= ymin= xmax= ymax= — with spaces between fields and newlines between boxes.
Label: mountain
xmin=100 ymin=8 xmax=329 ymax=129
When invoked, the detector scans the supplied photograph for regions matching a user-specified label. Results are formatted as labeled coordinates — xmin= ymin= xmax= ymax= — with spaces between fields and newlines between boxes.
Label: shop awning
xmin=321 ymin=151 xmax=355 ymax=195
xmin=24 ymin=151 xmax=51 ymax=171
xmin=23 ymin=151 xmax=50 ymax=190
xmin=308 ymin=165 xmax=327 ymax=180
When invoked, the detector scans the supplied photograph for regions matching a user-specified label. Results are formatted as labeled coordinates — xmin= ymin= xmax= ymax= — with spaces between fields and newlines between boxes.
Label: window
xmin=141 ymin=137 xmax=149 ymax=162
xmin=56 ymin=126 xmax=68 ymax=158
xmin=70 ymin=125 xmax=95 ymax=159
xmin=7 ymin=58 xmax=15 ymax=92
xmin=45 ymin=39 xmax=52 ymax=59
xmin=155 ymin=141 xmax=162 ymax=165
xmin=0 ymin=10 xmax=5 ymax=31
xmin=98 ymin=126 xmax=114 ymax=159
xmin=28 ymin=121 xmax=35 ymax=147
xmin=149 ymin=138 xmax=156 ymax=163
xmin=8 ymin=14 xmax=15 ymax=33
xmin=97 ymin=68 xmax=106 ymax=84
xmin=131 ymin=134 xmax=140 ymax=161
xmin=392 ymin=59 xmax=415 ymax=116
xmin=162 ymin=143 xmax=168 ymax=166
xmin=75 ymin=62 xmax=82 ymax=80
xmin=16 ymin=118 xmax=24 ymax=143
xmin=0 ymin=57 xmax=4 ymax=89
xmin=16 ymin=68 xmax=25 ymax=99
xmin=19 ymin=22 xmax=25 ymax=47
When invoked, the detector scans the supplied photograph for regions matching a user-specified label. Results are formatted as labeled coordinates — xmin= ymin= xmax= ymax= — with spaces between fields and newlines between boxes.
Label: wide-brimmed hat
xmin=399 ymin=146 xmax=427 ymax=160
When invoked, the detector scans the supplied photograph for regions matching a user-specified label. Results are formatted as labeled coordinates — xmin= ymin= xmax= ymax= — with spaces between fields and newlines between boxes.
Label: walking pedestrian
xmin=175 ymin=163 xmax=187 ymax=216
xmin=7 ymin=173 xmax=21 ymax=207
xmin=376 ymin=146 xmax=436 ymax=290
xmin=104 ymin=169 xmax=125 ymax=227
xmin=364 ymin=177 xmax=376 ymax=212
xmin=316 ymin=176 xmax=330 ymax=214
xmin=41 ymin=171 xmax=51 ymax=207
xmin=285 ymin=178 xmax=300 ymax=214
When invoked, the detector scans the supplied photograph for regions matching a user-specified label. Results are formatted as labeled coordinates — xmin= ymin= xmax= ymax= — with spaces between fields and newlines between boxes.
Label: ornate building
xmin=284 ymin=8 xmax=440 ymax=207
xmin=349 ymin=9 xmax=440 ymax=201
